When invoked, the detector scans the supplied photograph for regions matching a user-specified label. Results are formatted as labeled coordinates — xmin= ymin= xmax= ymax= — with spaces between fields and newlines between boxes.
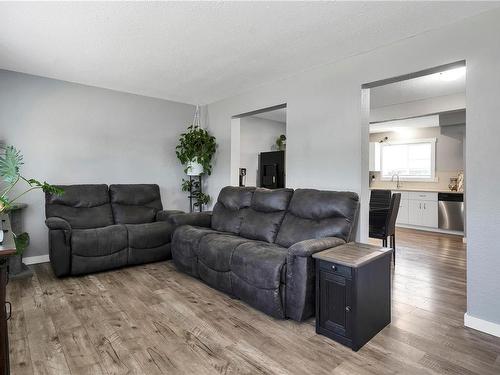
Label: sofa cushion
xmin=126 ymin=221 xmax=174 ymax=249
xmin=240 ymin=188 xmax=293 ymax=243
xmin=198 ymin=233 xmax=251 ymax=272
xmin=275 ymin=189 xmax=359 ymax=248
xmin=109 ymin=184 xmax=163 ymax=224
xmin=231 ymin=276 xmax=286 ymax=319
xmin=125 ymin=221 xmax=174 ymax=264
xmin=171 ymin=225 xmax=221 ymax=277
xmin=198 ymin=262 xmax=233 ymax=295
xmin=211 ymin=186 xmax=255 ymax=234
xmin=231 ymin=242 xmax=287 ymax=290
xmin=72 ymin=251 xmax=128 ymax=276
xmin=71 ymin=225 xmax=128 ymax=257
xmin=45 ymin=184 xmax=114 ymax=229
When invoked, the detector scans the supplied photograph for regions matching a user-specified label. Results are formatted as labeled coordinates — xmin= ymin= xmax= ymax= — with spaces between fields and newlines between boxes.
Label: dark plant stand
xmin=6 ymin=204 xmax=32 ymax=280
xmin=8 ymin=256 xmax=32 ymax=280
xmin=188 ymin=175 xmax=203 ymax=213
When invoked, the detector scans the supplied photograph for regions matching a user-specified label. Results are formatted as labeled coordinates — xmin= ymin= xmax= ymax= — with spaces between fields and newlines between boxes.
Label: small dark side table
xmin=1 ymin=215 xmax=16 ymax=375
xmin=313 ymin=242 xmax=392 ymax=351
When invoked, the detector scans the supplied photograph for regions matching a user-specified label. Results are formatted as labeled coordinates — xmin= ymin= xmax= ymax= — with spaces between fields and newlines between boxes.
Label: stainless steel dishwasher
xmin=438 ymin=193 xmax=464 ymax=231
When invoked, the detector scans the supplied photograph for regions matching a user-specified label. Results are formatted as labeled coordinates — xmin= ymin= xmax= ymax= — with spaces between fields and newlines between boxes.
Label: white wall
xmin=206 ymin=10 xmax=500 ymax=330
xmin=0 ymin=70 xmax=195 ymax=257
xmin=370 ymin=93 xmax=466 ymax=122
xmin=240 ymin=117 xmax=286 ymax=187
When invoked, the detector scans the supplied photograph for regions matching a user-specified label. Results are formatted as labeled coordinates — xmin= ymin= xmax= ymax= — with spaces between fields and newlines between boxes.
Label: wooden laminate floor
xmin=7 ymin=228 xmax=500 ymax=375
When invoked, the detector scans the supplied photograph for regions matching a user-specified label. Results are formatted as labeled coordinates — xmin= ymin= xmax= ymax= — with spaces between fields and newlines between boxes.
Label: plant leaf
xmin=0 ymin=145 xmax=23 ymax=183
xmin=14 ymin=232 xmax=30 ymax=255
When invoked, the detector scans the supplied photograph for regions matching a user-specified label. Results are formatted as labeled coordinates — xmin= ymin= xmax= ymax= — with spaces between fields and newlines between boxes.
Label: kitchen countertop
xmin=370 ymin=187 xmax=464 ymax=194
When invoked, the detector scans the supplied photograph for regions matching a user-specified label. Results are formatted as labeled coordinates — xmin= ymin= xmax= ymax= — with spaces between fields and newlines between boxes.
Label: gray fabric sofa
xmin=170 ymin=186 xmax=359 ymax=321
xmin=45 ymin=184 xmax=183 ymax=277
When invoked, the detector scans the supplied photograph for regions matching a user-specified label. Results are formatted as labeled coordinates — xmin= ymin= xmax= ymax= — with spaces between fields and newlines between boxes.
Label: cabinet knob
xmin=331 ymin=265 xmax=337 ymax=271
xmin=345 ymin=306 xmax=351 ymax=312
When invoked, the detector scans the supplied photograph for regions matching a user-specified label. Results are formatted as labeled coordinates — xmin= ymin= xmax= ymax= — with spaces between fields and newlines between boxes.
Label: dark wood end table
xmin=313 ymin=242 xmax=393 ymax=351
xmin=0 ymin=214 xmax=16 ymax=375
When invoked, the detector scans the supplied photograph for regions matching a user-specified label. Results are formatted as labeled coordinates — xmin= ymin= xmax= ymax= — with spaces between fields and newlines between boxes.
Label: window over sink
xmin=380 ymin=138 xmax=436 ymax=181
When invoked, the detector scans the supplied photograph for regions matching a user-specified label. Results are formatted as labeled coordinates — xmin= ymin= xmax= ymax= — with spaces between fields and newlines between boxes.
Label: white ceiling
xmin=1 ymin=2 xmax=497 ymax=105
xmin=370 ymin=67 xmax=466 ymax=108
xmin=252 ymin=108 xmax=287 ymax=124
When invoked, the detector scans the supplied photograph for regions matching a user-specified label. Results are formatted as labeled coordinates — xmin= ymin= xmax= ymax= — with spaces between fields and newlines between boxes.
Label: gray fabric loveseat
xmin=45 ymin=184 xmax=183 ymax=277
xmin=170 ymin=186 xmax=359 ymax=321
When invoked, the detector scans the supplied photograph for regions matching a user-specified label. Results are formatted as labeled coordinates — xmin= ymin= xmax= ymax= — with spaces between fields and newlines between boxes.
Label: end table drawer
xmin=319 ymin=260 xmax=351 ymax=279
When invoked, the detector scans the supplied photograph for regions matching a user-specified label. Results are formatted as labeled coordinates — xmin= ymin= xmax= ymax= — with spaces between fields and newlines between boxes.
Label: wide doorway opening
xmin=362 ymin=61 xmax=466 ymax=263
xmin=231 ymin=104 xmax=287 ymax=188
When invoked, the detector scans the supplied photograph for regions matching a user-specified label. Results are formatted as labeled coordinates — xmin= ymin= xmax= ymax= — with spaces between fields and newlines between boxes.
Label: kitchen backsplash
xmin=370 ymin=170 xmax=463 ymax=192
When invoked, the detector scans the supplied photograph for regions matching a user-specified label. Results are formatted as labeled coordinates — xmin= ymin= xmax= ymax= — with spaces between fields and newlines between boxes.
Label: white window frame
xmin=380 ymin=138 xmax=437 ymax=182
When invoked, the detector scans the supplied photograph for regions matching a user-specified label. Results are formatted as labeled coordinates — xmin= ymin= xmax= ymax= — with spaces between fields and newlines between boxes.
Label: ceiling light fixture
xmin=439 ymin=66 xmax=466 ymax=82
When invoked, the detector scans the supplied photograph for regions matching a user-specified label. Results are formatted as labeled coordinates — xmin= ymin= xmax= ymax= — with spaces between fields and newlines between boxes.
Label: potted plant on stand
xmin=176 ymin=108 xmax=217 ymax=211
xmin=0 ymin=144 xmax=63 ymax=277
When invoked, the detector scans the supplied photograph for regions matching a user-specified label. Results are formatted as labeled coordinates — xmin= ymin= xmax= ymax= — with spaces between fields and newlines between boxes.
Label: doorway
xmin=361 ymin=61 xmax=466 ymax=256
xmin=231 ymin=104 xmax=287 ymax=188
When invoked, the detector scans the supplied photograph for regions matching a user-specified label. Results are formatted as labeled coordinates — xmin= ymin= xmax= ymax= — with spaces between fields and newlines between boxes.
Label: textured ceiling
xmin=1 ymin=2 xmax=498 ymax=105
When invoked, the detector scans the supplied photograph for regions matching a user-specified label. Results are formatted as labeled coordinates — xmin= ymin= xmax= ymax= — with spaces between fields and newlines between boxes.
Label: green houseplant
xmin=0 ymin=144 xmax=63 ymax=275
xmin=176 ymin=123 xmax=217 ymax=211
xmin=275 ymin=134 xmax=286 ymax=151
xmin=175 ymin=124 xmax=217 ymax=176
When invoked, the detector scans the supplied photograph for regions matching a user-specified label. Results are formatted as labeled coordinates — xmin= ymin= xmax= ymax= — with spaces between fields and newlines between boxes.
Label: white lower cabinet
xmin=396 ymin=198 xmax=409 ymax=225
xmin=408 ymin=200 xmax=422 ymax=226
xmin=407 ymin=197 xmax=438 ymax=228
xmin=420 ymin=201 xmax=438 ymax=228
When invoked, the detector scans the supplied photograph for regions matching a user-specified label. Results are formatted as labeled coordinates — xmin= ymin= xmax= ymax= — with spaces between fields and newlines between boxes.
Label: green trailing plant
xmin=0 ymin=144 xmax=63 ymax=254
xmin=13 ymin=232 xmax=30 ymax=256
xmin=276 ymin=134 xmax=286 ymax=151
xmin=176 ymin=123 xmax=217 ymax=210
xmin=175 ymin=125 xmax=217 ymax=175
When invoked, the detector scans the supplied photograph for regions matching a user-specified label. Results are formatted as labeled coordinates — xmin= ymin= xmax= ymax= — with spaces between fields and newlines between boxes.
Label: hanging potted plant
xmin=175 ymin=124 xmax=217 ymax=176
xmin=0 ymin=144 xmax=63 ymax=276
xmin=176 ymin=107 xmax=217 ymax=211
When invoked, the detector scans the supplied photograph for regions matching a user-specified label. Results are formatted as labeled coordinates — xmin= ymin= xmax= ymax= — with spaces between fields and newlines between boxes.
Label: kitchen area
xmin=368 ymin=63 xmax=466 ymax=241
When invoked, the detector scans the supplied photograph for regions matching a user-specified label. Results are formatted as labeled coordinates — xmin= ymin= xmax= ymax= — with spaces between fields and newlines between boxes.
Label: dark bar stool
xmin=369 ymin=192 xmax=401 ymax=264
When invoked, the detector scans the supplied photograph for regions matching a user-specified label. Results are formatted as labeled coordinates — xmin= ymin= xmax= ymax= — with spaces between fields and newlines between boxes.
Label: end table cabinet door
xmin=318 ymin=270 xmax=352 ymax=339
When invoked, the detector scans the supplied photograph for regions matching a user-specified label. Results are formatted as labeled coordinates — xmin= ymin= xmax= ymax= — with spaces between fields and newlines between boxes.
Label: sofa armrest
xmin=288 ymin=237 xmax=346 ymax=257
xmin=45 ymin=217 xmax=72 ymax=232
xmin=169 ymin=212 xmax=212 ymax=228
xmin=285 ymin=236 xmax=345 ymax=321
xmin=156 ymin=209 xmax=185 ymax=222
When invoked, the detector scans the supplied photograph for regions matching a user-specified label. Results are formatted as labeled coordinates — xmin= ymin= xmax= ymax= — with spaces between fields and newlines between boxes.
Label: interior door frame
xmin=359 ymin=60 xmax=466 ymax=242
xmin=230 ymin=103 xmax=287 ymax=187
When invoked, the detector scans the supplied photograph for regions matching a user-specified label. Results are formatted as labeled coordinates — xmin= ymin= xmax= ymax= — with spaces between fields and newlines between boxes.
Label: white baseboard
xmin=464 ymin=313 xmax=500 ymax=338
xmin=23 ymin=254 xmax=50 ymax=265
xmin=396 ymin=223 xmax=464 ymax=236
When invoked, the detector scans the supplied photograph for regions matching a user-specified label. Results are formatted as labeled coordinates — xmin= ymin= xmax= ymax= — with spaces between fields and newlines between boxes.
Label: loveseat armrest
xmin=288 ymin=237 xmax=346 ymax=257
xmin=169 ymin=212 xmax=212 ymax=228
xmin=45 ymin=217 xmax=72 ymax=232
xmin=45 ymin=217 xmax=72 ymax=277
xmin=156 ymin=209 xmax=185 ymax=222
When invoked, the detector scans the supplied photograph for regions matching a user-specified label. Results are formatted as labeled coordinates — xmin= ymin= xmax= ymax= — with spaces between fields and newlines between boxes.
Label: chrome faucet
xmin=391 ymin=173 xmax=401 ymax=189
